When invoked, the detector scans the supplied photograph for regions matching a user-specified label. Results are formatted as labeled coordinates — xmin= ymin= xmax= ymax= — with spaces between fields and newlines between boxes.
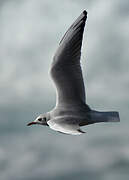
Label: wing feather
xmin=50 ymin=11 xmax=88 ymax=108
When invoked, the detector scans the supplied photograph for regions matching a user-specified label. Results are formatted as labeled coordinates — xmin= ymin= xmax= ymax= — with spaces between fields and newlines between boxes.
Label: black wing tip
xmin=83 ymin=10 xmax=87 ymax=16
xmin=83 ymin=10 xmax=87 ymax=18
xmin=81 ymin=10 xmax=87 ymax=22
xmin=59 ymin=10 xmax=87 ymax=45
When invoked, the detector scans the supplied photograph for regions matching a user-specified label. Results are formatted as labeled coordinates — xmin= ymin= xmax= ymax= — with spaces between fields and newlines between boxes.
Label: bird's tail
xmin=90 ymin=110 xmax=120 ymax=123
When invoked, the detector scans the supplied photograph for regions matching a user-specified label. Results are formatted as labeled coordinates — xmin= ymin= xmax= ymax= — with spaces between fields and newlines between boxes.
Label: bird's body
xmin=27 ymin=10 xmax=120 ymax=135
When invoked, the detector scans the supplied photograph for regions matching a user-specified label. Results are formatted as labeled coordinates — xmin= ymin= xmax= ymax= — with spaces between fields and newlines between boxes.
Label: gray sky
xmin=1 ymin=0 xmax=129 ymax=108
xmin=0 ymin=0 xmax=129 ymax=180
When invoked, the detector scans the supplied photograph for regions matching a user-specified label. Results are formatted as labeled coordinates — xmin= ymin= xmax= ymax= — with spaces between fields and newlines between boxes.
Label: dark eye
xmin=38 ymin=118 xmax=42 ymax=122
xmin=43 ymin=117 xmax=46 ymax=121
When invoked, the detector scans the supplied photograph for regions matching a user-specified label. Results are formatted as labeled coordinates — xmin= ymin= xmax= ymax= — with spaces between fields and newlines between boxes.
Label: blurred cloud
xmin=1 ymin=129 xmax=129 ymax=180
xmin=0 ymin=0 xmax=129 ymax=107
xmin=0 ymin=0 xmax=129 ymax=179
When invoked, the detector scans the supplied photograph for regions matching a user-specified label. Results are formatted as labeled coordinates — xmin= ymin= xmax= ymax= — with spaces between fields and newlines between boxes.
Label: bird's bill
xmin=27 ymin=121 xmax=37 ymax=126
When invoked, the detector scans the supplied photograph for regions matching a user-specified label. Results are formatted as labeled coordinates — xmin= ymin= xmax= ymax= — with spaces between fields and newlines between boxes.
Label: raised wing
xmin=50 ymin=11 xmax=88 ymax=108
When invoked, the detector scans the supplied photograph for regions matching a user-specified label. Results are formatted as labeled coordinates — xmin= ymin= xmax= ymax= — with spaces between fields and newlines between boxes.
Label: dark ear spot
xmin=38 ymin=118 xmax=42 ymax=122
xmin=43 ymin=117 xmax=46 ymax=121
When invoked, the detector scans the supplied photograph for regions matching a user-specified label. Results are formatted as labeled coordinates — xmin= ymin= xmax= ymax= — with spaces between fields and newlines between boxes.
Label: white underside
xmin=47 ymin=120 xmax=85 ymax=135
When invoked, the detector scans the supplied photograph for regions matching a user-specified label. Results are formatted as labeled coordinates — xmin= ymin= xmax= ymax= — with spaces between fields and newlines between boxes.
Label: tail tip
xmin=111 ymin=112 xmax=120 ymax=122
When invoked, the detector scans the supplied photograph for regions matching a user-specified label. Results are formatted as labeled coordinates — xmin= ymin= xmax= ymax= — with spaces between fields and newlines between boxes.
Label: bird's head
xmin=27 ymin=114 xmax=48 ymax=126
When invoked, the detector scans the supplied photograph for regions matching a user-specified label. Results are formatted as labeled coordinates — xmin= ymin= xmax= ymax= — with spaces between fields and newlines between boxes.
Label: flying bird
xmin=27 ymin=10 xmax=120 ymax=135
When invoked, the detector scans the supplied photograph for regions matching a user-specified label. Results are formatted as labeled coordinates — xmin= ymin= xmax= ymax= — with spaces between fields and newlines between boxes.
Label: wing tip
xmin=81 ymin=10 xmax=87 ymax=24
xmin=59 ymin=10 xmax=88 ymax=45
xmin=83 ymin=10 xmax=87 ymax=16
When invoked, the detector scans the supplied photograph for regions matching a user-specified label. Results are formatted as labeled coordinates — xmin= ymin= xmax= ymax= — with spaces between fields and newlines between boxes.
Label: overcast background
xmin=0 ymin=0 xmax=129 ymax=180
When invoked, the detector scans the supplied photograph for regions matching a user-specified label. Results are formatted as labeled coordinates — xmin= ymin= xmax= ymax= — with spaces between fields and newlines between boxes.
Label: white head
xmin=27 ymin=114 xmax=48 ymax=126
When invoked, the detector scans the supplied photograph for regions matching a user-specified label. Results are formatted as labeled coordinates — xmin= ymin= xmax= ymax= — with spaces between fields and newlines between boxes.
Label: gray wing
xmin=50 ymin=11 xmax=88 ymax=107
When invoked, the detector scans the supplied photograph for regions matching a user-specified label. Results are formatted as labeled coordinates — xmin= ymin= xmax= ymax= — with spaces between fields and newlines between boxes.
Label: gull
xmin=27 ymin=10 xmax=120 ymax=135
